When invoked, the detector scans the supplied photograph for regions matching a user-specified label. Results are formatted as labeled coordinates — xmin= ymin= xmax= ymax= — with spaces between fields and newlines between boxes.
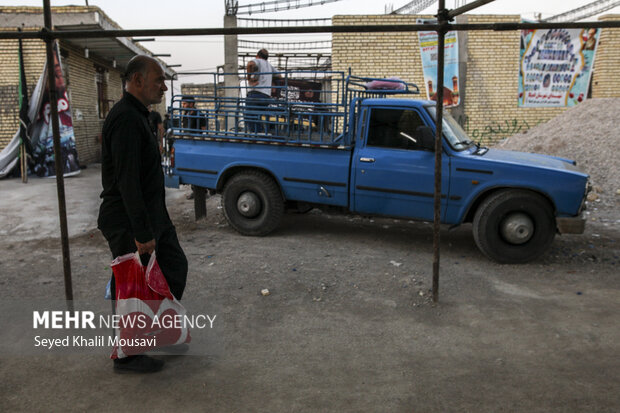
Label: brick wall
xmin=0 ymin=28 xmax=46 ymax=150
xmin=180 ymin=83 xmax=217 ymax=111
xmin=0 ymin=6 xmax=168 ymax=164
xmin=332 ymin=14 xmax=620 ymax=145
xmin=60 ymin=42 xmax=123 ymax=164
xmin=0 ymin=36 xmax=167 ymax=164
xmin=332 ymin=14 xmax=431 ymax=97
xmin=591 ymin=15 xmax=620 ymax=97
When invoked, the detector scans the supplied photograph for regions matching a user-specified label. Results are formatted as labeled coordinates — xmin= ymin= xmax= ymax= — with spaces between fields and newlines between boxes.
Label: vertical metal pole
xmin=43 ymin=0 xmax=74 ymax=308
xmin=432 ymin=1 xmax=447 ymax=303
xmin=224 ymin=14 xmax=239 ymax=129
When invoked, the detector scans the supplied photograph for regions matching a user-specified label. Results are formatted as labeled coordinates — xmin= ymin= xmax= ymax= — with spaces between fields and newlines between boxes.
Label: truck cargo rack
xmin=168 ymin=70 xmax=419 ymax=148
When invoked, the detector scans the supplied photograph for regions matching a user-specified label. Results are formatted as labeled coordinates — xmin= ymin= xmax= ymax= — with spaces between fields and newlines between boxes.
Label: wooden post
xmin=194 ymin=186 xmax=207 ymax=220
xmin=20 ymin=141 xmax=28 ymax=183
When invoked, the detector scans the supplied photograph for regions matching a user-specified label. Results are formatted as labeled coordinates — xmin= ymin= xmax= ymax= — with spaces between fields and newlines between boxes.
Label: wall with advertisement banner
xmin=519 ymin=27 xmax=600 ymax=107
xmin=417 ymin=19 xmax=460 ymax=107
xmin=332 ymin=14 xmax=620 ymax=144
xmin=28 ymin=41 xmax=81 ymax=177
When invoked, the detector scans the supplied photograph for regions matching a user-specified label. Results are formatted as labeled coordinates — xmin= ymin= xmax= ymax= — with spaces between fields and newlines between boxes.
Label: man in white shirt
xmin=245 ymin=49 xmax=278 ymax=134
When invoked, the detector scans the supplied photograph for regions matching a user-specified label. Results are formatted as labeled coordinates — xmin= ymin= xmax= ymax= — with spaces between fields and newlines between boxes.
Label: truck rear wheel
xmin=222 ymin=171 xmax=283 ymax=236
xmin=472 ymin=189 xmax=556 ymax=263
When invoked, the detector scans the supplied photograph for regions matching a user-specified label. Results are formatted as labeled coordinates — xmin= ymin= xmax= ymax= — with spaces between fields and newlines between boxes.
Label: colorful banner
xmin=417 ymin=19 xmax=460 ymax=107
xmin=29 ymin=41 xmax=80 ymax=177
xmin=519 ymin=28 xmax=600 ymax=107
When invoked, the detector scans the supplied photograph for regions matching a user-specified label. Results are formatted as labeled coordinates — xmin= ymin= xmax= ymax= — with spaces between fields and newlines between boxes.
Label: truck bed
xmin=170 ymin=139 xmax=353 ymax=208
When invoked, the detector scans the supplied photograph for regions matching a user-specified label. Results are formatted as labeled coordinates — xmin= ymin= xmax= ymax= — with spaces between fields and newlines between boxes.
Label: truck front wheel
xmin=222 ymin=171 xmax=284 ymax=236
xmin=472 ymin=190 xmax=556 ymax=263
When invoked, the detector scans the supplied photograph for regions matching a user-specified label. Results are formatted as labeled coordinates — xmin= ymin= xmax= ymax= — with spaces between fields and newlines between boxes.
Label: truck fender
xmin=460 ymin=185 xmax=556 ymax=224
xmin=216 ymin=163 xmax=283 ymax=197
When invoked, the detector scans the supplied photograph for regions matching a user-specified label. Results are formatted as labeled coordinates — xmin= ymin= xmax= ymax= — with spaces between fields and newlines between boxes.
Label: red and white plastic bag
xmin=110 ymin=252 xmax=190 ymax=359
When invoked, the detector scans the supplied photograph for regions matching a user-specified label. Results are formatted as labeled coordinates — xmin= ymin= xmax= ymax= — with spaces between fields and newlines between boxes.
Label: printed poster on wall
xmin=518 ymin=27 xmax=600 ymax=107
xmin=29 ymin=41 xmax=81 ymax=177
xmin=417 ymin=19 xmax=460 ymax=107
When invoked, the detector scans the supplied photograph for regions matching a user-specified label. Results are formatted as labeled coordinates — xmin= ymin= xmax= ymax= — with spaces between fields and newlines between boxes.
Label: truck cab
xmin=350 ymin=99 xmax=589 ymax=262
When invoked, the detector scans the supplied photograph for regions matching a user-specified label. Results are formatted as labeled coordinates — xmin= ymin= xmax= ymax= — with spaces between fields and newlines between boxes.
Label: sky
xmin=2 ymin=0 xmax=619 ymax=96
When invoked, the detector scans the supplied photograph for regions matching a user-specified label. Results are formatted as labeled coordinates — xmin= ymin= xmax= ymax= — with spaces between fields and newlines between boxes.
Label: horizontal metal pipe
xmin=1 ymin=21 xmax=619 ymax=40
xmin=448 ymin=0 xmax=497 ymax=19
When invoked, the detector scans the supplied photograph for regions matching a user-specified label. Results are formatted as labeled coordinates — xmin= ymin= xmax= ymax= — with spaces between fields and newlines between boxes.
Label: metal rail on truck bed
xmin=167 ymin=70 xmax=420 ymax=149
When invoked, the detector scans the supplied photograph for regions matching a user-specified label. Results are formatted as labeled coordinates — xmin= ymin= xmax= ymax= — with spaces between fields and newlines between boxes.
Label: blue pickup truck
xmin=164 ymin=71 xmax=589 ymax=263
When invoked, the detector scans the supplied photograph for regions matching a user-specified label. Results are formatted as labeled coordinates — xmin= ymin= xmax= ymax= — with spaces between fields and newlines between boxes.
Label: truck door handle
xmin=360 ymin=157 xmax=375 ymax=163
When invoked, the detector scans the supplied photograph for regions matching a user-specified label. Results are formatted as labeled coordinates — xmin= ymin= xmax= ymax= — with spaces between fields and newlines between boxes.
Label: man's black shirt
xmin=148 ymin=110 xmax=162 ymax=138
xmin=179 ymin=108 xmax=207 ymax=131
xmin=97 ymin=91 xmax=172 ymax=243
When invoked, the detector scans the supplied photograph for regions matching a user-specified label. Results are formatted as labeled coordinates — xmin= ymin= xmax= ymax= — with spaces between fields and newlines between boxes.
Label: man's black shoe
xmin=151 ymin=343 xmax=190 ymax=354
xmin=113 ymin=355 xmax=164 ymax=374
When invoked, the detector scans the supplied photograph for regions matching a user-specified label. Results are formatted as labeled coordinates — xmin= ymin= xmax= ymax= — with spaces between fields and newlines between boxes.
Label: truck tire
xmin=222 ymin=171 xmax=284 ymax=236
xmin=472 ymin=189 xmax=555 ymax=263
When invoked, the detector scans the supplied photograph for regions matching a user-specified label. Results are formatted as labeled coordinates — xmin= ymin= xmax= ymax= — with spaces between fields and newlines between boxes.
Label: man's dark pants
xmin=245 ymin=90 xmax=272 ymax=134
xmin=101 ymin=226 xmax=188 ymax=300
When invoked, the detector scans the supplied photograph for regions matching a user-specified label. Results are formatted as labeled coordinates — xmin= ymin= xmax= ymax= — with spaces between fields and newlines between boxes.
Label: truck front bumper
xmin=557 ymin=214 xmax=586 ymax=234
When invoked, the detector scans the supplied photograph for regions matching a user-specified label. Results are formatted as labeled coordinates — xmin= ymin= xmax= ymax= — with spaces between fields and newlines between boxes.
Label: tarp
xmin=0 ymin=133 xmax=21 ymax=179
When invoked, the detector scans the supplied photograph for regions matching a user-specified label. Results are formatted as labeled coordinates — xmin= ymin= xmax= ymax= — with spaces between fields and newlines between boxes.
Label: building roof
xmin=0 ymin=6 xmax=176 ymax=78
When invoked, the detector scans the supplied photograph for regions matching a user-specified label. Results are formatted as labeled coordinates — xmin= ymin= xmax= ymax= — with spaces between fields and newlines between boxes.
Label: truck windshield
xmin=425 ymin=106 xmax=474 ymax=151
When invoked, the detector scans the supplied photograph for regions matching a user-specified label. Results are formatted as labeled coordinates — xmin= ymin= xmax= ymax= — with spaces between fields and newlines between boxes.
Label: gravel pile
xmin=495 ymin=98 xmax=620 ymax=215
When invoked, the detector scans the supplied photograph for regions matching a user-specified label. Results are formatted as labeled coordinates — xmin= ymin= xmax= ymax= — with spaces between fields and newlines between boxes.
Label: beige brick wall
xmin=0 ymin=6 xmax=167 ymax=164
xmin=332 ymin=14 xmax=431 ymax=98
xmin=180 ymin=83 xmax=217 ymax=111
xmin=0 ymin=36 xmax=167 ymax=164
xmin=0 ymin=36 xmax=121 ymax=164
xmin=332 ymin=14 xmax=620 ymax=145
xmin=61 ymin=41 xmax=122 ymax=164
xmin=0 ymin=28 xmax=46 ymax=150
xmin=591 ymin=14 xmax=620 ymax=97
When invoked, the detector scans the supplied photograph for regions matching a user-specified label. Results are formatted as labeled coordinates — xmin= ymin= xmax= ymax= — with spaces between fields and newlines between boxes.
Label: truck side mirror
xmin=416 ymin=125 xmax=435 ymax=151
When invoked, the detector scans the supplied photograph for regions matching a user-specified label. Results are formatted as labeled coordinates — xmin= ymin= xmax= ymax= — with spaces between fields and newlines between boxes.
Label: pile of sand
xmin=495 ymin=98 xmax=620 ymax=215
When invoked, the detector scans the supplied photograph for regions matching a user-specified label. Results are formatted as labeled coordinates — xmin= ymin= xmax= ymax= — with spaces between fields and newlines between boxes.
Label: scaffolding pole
xmin=43 ymin=0 xmax=74 ymax=309
xmin=432 ymin=0 xmax=446 ymax=303
xmin=2 ymin=20 xmax=620 ymax=41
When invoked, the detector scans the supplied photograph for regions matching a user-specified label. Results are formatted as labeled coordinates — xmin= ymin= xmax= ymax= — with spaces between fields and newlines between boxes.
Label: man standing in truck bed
xmin=245 ymin=48 xmax=279 ymax=133
xmin=98 ymin=55 xmax=188 ymax=373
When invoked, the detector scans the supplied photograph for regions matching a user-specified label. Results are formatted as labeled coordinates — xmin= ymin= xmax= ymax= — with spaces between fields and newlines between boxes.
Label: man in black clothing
xmin=98 ymin=55 xmax=188 ymax=374
xmin=179 ymin=95 xmax=207 ymax=132
xmin=163 ymin=113 xmax=171 ymax=132
xmin=148 ymin=107 xmax=164 ymax=152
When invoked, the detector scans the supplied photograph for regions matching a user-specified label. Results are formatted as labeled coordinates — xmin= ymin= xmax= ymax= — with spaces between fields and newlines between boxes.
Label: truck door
xmin=352 ymin=107 xmax=450 ymax=221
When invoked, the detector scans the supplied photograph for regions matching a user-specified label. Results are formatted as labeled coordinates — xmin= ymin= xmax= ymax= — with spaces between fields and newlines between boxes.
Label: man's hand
xmin=246 ymin=61 xmax=258 ymax=85
xmin=135 ymin=239 xmax=156 ymax=255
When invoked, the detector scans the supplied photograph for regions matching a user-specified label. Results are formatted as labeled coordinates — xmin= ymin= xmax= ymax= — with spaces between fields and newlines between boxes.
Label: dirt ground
xmin=0 ymin=164 xmax=619 ymax=412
